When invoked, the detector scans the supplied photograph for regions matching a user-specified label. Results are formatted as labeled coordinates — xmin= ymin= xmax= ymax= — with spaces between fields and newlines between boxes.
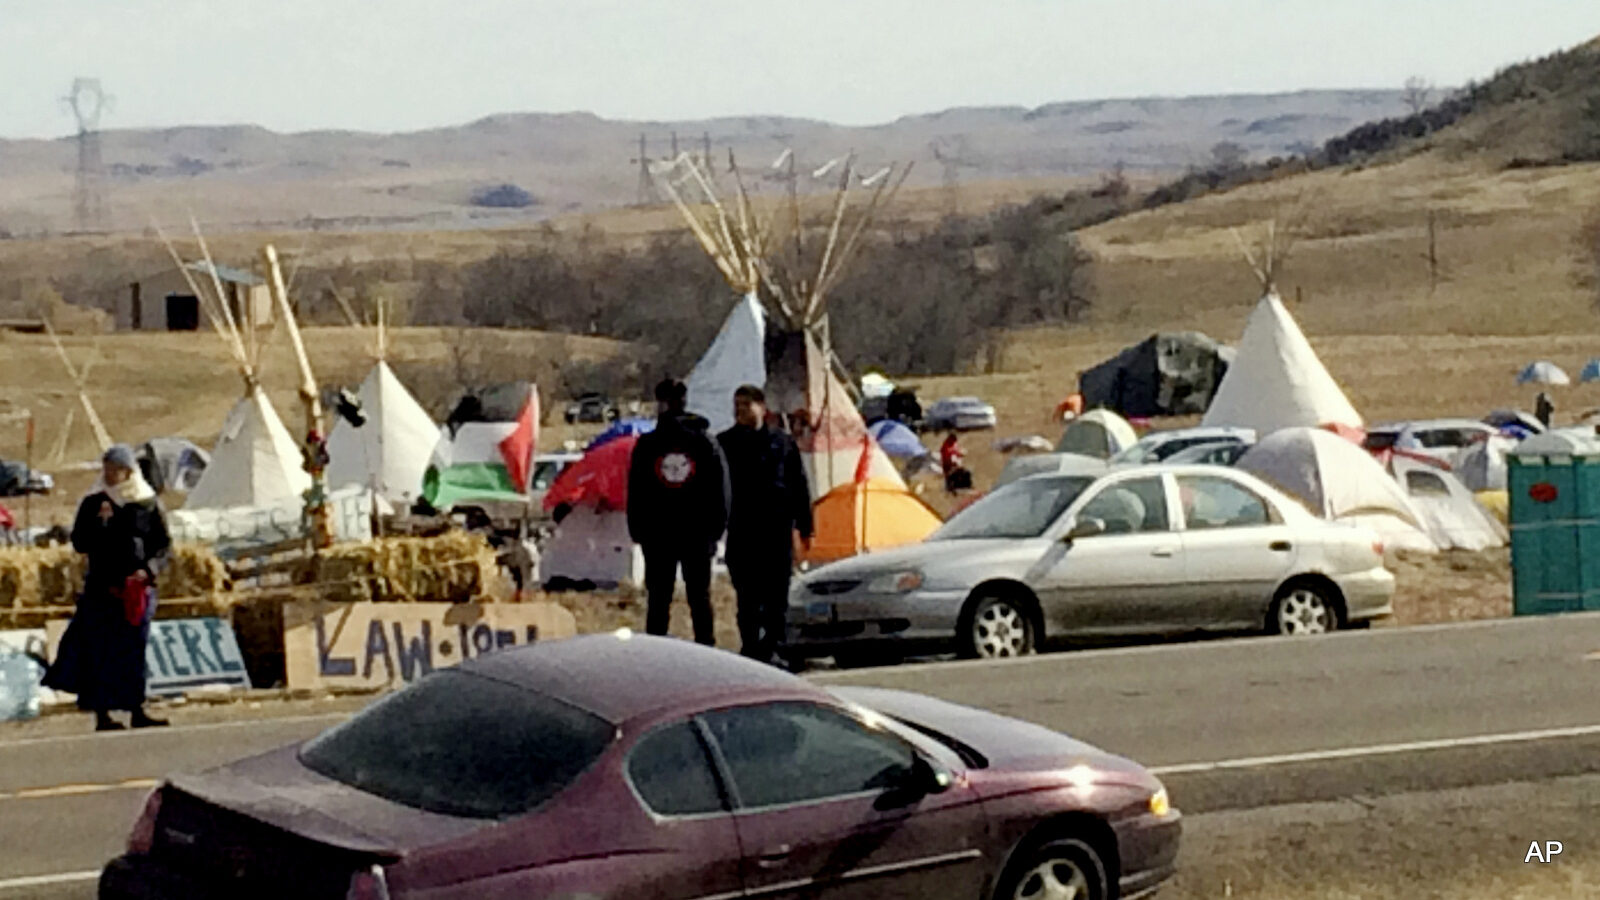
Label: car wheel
xmin=961 ymin=594 xmax=1036 ymax=659
xmin=993 ymin=837 xmax=1109 ymax=900
xmin=1271 ymin=582 xmax=1338 ymax=636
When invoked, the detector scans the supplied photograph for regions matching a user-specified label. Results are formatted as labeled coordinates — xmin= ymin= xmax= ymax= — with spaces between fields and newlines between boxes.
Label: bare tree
xmin=1403 ymin=77 xmax=1434 ymax=116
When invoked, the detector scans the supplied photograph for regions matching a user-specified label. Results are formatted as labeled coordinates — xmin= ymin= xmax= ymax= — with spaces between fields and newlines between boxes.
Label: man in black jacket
xmin=628 ymin=379 xmax=729 ymax=645
xmin=717 ymin=385 xmax=813 ymax=664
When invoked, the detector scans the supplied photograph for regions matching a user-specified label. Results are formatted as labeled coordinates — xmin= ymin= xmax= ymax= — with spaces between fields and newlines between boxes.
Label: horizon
xmin=2 ymin=1 xmax=1597 ymax=141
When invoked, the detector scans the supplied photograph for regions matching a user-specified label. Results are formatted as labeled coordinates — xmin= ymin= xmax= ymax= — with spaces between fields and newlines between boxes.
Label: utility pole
xmin=629 ymin=133 xmax=658 ymax=207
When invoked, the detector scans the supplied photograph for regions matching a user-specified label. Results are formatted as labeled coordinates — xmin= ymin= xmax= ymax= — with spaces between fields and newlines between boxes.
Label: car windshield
xmin=1111 ymin=437 xmax=1167 ymax=465
xmin=931 ymin=475 xmax=1093 ymax=540
xmin=299 ymin=671 xmax=615 ymax=819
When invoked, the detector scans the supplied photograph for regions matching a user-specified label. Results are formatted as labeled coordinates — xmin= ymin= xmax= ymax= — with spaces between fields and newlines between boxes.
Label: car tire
xmin=831 ymin=647 xmax=903 ymax=670
xmin=992 ymin=836 xmax=1109 ymax=900
xmin=1270 ymin=581 xmax=1339 ymax=636
xmin=959 ymin=593 xmax=1037 ymax=659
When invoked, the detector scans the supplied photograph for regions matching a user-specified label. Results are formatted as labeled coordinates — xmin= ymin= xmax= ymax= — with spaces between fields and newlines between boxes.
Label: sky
xmin=2 ymin=0 xmax=1598 ymax=139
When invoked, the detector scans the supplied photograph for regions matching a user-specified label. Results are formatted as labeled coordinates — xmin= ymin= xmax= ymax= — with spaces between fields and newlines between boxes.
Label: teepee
xmin=655 ymin=149 xmax=912 ymax=499
xmin=158 ymin=227 xmax=310 ymax=511
xmin=325 ymin=298 xmax=437 ymax=507
xmin=1201 ymin=223 xmax=1362 ymax=437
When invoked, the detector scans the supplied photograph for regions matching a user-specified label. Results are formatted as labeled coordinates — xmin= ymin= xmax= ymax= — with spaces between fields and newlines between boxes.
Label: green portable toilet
xmin=1508 ymin=431 xmax=1600 ymax=615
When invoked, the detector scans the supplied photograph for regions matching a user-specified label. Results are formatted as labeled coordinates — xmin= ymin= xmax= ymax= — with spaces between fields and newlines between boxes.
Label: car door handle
xmin=1151 ymin=546 xmax=1176 ymax=558
xmin=1269 ymin=541 xmax=1292 ymax=552
xmin=756 ymin=845 xmax=793 ymax=869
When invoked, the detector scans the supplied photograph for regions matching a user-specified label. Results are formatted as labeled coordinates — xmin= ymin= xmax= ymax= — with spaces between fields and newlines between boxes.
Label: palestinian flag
xmin=423 ymin=383 xmax=539 ymax=509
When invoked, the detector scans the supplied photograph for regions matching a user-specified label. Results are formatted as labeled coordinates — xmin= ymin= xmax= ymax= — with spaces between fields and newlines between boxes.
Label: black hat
xmin=655 ymin=378 xmax=687 ymax=404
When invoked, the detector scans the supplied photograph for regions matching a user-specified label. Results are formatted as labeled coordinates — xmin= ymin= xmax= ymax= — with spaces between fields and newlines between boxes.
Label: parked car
xmin=0 ymin=460 xmax=52 ymax=497
xmin=923 ymin=396 xmax=997 ymax=432
xmin=860 ymin=388 xmax=923 ymax=428
xmin=1162 ymin=440 xmax=1251 ymax=467
xmin=1110 ymin=427 xmax=1255 ymax=466
xmin=1362 ymin=419 xmax=1497 ymax=465
xmin=786 ymin=465 xmax=1393 ymax=662
xmin=100 ymin=635 xmax=1180 ymax=900
xmin=564 ymin=393 xmax=620 ymax=425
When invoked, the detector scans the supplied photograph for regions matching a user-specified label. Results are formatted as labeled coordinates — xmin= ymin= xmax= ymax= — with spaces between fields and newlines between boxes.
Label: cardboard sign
xmin=167 ymin=485 xmax=374 ymax=549
xmin=283 ymin=601 xmax=577 ymax=691
xmin=41 ymin=617 xmax=252 ymax=698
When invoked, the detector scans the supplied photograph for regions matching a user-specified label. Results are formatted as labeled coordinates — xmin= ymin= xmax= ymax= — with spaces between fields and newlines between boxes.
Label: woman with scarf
xmin=44 ymin=445 xmax=171 ymax=731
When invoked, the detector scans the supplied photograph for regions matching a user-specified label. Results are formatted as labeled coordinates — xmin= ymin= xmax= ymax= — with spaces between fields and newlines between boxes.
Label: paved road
xmin=2 ymin=612 xmax=1597 ymax=894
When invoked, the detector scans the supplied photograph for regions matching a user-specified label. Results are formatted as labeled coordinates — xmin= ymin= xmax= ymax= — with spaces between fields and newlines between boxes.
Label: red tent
xmin=0 ymin=503 xmax=13 ymax=531
xmin=542 ymin=435 xmax=636 ymax=512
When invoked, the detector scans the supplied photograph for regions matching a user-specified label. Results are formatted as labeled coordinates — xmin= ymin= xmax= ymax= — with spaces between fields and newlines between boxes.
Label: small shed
xmin=118 ymin=262 xmax=272 ymax=332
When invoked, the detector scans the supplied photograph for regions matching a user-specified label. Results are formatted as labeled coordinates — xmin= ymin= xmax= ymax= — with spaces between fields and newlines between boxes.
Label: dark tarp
xmin=1078 ymin=332 xmax=1232 ymax=418
xmin=137 ymin=437 xmax=210 ymax=494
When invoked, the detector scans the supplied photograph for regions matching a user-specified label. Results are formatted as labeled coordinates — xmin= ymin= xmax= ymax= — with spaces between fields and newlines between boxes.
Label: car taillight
xmin=127 ymin=788 xmax=163 ymax=855
xmin=347 ymin=865 xmax=392 ymax=900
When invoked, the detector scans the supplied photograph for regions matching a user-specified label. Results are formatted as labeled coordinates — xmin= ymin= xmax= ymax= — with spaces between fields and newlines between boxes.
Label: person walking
xmin=44 ymin=445 xmax=170 ymax=731
xmin=717 ymin=385 xmax=813 ymax=665
xmin=628 ymin=379 xmax=729 ymax=645
xmin=1536 ymin=391 xmax=1555 ymax=429
xmin=940 ymin=431 xmax=972 ymax=494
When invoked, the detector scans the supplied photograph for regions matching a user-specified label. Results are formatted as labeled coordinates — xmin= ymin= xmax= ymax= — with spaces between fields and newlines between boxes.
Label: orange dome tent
xmin=803 ymin=478 xmax=943 ymax=565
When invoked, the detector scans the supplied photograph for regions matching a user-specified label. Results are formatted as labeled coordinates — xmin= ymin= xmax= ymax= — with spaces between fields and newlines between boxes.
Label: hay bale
xmin=300 ymin=532 xmax=500 ymax=604
xmin=0 ymin=542 xmax=228 ymax=610
xmin=162 ymin=543 xmax=231 ymax=601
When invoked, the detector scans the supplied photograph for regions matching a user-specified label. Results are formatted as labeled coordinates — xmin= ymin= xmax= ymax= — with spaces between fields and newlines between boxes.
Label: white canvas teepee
xmin=686 ymin=293 xmax=767 ymax=435
xmin=1201 ymin=292 xmax=1362 ymax=436
xmin=186 ymin=386 xmax=311 ymax=510
xmin=326 ymin=360 xmax=438 ymax=506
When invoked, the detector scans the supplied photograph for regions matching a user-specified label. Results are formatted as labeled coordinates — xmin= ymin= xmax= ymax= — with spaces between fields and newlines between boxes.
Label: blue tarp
xmin=588 ymin=417 xmax=655 ymax=450
xmin=1580 ymin=359 xmax=1600 ymax=383
xmin=868 ymin=419 xmax=928 ymax=459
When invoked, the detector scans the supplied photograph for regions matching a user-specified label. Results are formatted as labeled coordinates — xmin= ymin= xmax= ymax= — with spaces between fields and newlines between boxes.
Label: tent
xmin=1388 ymin=456 xmax=1507 ymax=551
xmin=1201 ymin=293 xmax=1362 ymax=436
xmin=424 ymin=382 xmax=539 ymax=511
xmin=326 ymin=361 xmax=439 ymax=507
xmin=538 ymin=504 xmax=643 ymax=588
xmin=1078 ymin=332 xmax=1232 ymax=417
xmin=1056 ymin=409 xmax=1138 ymax=459
xmin=137 ymin=437 xmax=209 ymax=494
xmin=187 ymin=387 xmax=311 ymax=510
xmin=1452 ymin=437 xmax=1513 ymax=491
xmin=686 ymin=293 xmax=767 ymax=435
xmin=588 ymin=417 xmax=655 ymax=451
xmin=1517 ymin=361 xmax=1570 ymax=386
xmin=802 ymin=478 xmax=943 ymax=565
xmin=543 ymin=435 xmax=633 ymax=513
xmin=995 ymin=452 xmax=1108 ymax=489
xmin=1581 ymin=359 xmax=1600 ymax=383
xmin=1237 ymin=427 xmax=1435 ymax=552
xmin=867 ymin=420 xmax=927 ymax=459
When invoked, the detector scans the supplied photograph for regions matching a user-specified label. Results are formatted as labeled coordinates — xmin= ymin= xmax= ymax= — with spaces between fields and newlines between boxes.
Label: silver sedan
xmin=786 ymin=465 xmax=1394 ymax=663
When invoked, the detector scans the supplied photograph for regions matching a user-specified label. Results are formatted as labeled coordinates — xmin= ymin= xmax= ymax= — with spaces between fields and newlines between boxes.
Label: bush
xmin=470 ymin=184 xmax=536 ymax=209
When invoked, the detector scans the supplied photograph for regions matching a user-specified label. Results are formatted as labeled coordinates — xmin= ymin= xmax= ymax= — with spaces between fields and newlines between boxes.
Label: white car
xmin=1363 ymin=419 xmax=1497 ymax=465
xmin=924 ymin=397 xmax=998 ymax=432
xmin=786 ymin=464 xmax=1394 ymax=663
xmin=1111 ymin=426 xmax=1256 ymax=466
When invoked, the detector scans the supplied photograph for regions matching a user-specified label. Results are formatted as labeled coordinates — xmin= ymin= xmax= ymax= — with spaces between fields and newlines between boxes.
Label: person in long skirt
xmin=43 ymin=445 xmax=171 ymax=731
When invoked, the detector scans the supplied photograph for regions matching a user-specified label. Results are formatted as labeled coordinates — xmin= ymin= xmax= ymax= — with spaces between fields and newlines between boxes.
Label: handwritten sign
xmin=282 ymin=601 xmax=577 ymax=691
xmin=167 ymin=486 xmax=374 ymax=549
xmin=41 ymin=618 xmax=252 ymax=698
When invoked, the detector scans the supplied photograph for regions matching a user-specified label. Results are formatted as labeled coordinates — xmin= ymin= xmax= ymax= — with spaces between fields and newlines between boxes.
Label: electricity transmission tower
xmin=64 ymin=78 xmax=111 ymax=232
xmin=930 ymin=137 xmax=978 ymax=218
xmin=630 ymin=133 xmax=660 ymax=206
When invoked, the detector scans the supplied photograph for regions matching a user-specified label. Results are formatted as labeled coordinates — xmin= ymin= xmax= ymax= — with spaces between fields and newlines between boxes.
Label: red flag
xmin=498 ymin=385 xmax=540 ymax=494
xmin=853 ymin=434 xmax=873 ymax=484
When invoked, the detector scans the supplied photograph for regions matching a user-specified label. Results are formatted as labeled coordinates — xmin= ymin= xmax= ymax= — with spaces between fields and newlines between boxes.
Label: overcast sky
xmin=3 ymin=0 xmax=1598 ymax=139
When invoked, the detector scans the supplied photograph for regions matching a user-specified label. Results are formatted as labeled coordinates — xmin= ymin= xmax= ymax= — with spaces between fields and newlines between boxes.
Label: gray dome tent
xmin=1078 ymin=332 xmax=1232 ymax=418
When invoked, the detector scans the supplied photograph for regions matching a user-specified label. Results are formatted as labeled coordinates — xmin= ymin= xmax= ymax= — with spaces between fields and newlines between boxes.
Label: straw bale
xmin=0 ymin=542 xmax=229 ymax=610
xmin=299 ymin=532 xmax=501 ymax=604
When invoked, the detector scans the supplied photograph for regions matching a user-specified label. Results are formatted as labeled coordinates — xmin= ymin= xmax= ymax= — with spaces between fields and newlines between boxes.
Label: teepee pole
xmin=815 ymin=162 xmax=913 ymax=307
xmin=264 ymin=244 xmax=334 ymax=550
xmin=40 ymin=318 xmax=113 ymax=453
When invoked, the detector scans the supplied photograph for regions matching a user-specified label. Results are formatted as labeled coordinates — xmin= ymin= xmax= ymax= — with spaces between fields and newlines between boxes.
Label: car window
xmin=1150 ymin=436 xmax=1223 ymax=462
xmin=299 ymin=671 xmax=614 ymax=819
xmin=1076 ymin=477 xmax=1169 ymax=534
xmin=702 ymin=703 xmax=917 ymax=809
xmin=1363 ymin=431 xmax=1399 ymax=451
xmin=628 ymin=721 xmax=727 ymax=816
xmin=1177 ymin=476 xmax=1276 ymax=530
xmin=931 ymin=475 xmax=1093 ymax=540
xmin=1405 ymin=470 xmax=1452 ymax=496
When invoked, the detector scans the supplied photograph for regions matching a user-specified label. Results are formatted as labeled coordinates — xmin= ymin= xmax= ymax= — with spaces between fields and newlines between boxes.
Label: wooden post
xmin=23 ymin=414 xmax=34 ymax=535
xmin=263 ymin=244 xmax=334 ymax=550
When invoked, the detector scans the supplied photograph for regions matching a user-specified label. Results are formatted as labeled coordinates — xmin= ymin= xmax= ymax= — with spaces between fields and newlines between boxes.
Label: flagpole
xmin=23 ymin=414 xmax=35 ymax=535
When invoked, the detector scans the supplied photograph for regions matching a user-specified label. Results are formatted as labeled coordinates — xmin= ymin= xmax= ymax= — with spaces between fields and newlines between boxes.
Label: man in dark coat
xmin=717 ymin=385 xmax=813 ymax=664
xmin=628 ymin=379 xmax=730 ymax=645
xmin=44 ymin=444 xmax=171 ymax=731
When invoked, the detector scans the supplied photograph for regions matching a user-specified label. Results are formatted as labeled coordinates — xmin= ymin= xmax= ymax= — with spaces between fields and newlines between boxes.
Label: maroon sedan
xmin=101 ymin=634 xmax=1179 ymax=900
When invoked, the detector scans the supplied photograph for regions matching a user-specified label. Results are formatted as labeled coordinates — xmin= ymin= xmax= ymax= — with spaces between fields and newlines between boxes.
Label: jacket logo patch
xmin=657 ymin=452 xmax=696 ymax=487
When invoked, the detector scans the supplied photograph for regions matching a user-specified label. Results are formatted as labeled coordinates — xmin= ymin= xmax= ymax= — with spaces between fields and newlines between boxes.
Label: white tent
xmin=1202 ymin=293 xmax=1362 ymax=437
xmin=326 ymin=360 xmax=438 ymax=506
xmin=686 ymin=293 xmax=767 ymax=435
xmin=1388 ymin=456 xmax=1507 ymax=551
xmin=1452 ymin=437 xmax=1513 ymax=492
xmin=1058 ymin=409 xmax=1138 ymax=459
xmin=539 ymin=506 xmax=643 ymax=588
xmin=186 ymin=386 xmax=311 ymax=510
xmin=1237 ymin=427 xmax=1435 ymax=553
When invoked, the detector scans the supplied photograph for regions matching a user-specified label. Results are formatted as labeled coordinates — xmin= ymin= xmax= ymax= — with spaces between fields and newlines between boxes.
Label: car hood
xmin=800 ymin=539 xmax=1028 ymax=583
xmin=832 ymin=686 xmax=1156 ymax=788
xmin=167 ymin=744 xmax=487 ymax=855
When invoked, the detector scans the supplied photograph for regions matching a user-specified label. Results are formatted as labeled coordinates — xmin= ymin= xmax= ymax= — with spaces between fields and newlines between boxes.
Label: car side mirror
xmin=1064 ymin=517 xmax=1107 ymax=542
xmin=874 ymin=755 xmax=952 ymax=810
